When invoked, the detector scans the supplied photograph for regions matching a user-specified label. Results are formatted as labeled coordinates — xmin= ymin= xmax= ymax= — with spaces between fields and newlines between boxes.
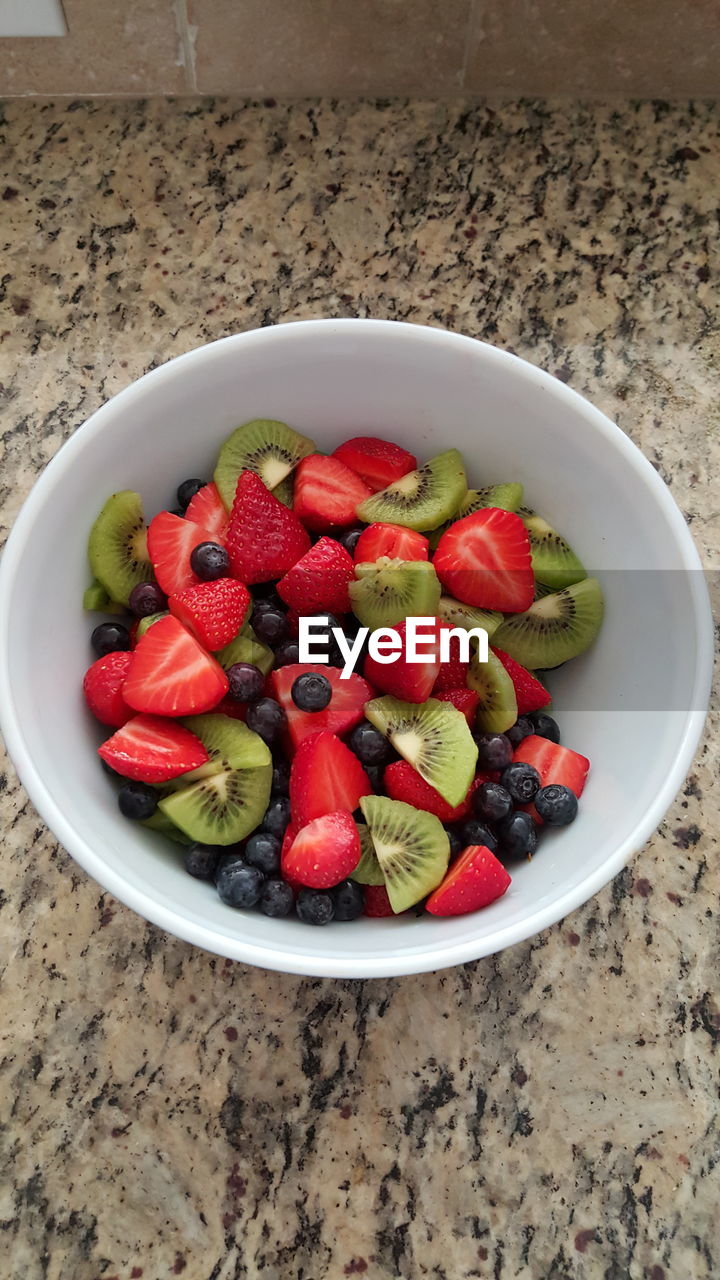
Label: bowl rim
xmin=0 ymin=318 xmax=714 ymax=977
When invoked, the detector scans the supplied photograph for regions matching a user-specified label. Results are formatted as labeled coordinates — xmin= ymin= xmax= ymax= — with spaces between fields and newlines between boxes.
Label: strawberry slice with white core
xmin=147 ymin=512 xmax=222 ymax=597
xmin=333 ymin=437 xmax=418 ymax=492
xmin=353 ymin=522 xmax=429 ymax=563
xmin=123 ymin=615 xmax=229 ymax=716
xmin=184 ymin=481 xmax=230 ymax=539
xmin=293 ymin=455 xmax=373 ymax=530
xmin=290 ymin=730 xmax=372 ymax=826
xmin=434 ymin=507 xmax=534 ymax=612
xmin=98 ymin=714 xmax=209 ymax=783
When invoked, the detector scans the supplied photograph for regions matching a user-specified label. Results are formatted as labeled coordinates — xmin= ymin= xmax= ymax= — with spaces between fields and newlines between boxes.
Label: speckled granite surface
xmin=0 ymin=99 xmax=718 ymax=1280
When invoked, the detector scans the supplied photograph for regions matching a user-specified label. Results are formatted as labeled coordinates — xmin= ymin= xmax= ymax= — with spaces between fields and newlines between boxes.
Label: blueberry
xmin=184 ymin=843 xmax=222 ymax=879
xmin=252 ymin=607 xmax=289 ymax=646
xmin=271 ymin=757 xmax=291 ymax=796
xmin=262 ymin=796 xmax=292 ymax=838
xmin=259 ymin=878 xmax=295 ymax=917
xmin=475 ymin=733 xmax=513 ymax=771
xmin=216 ymin=857 xmax=265 ymax=908
xmin=291 ymin=672 xmax=332 ymax=712
xmin=245 ymin=697 xmax=286 ymax=744
xmin=530 ymin=712 xmax=560 ymax=743
xmin=190 ymin=541 xmax=229 ymax=581
xmin=128 ymin=581 xmax=167 ymax=618
xmin=473 ymin=780 xmax=513 ymax=824
xmin=348 ymin=721 xmax=392 ymax=766
xmin=227 ymin=662 xmax=265 ymax=702
xmin=500 ymin=761 xmax=542 ymax=804
xmin=251 ymin=583 xmax=282 ymax=602
xmin=497 ymin=811 xmax=538 ymax=858
xmin=118 ymin=781 xmax=157 ymax=820
xmin=274 ymin=640 xmax=300 ymax=668
xmin=365 ymin=765 xmax=384 ymax=792
xmin=505 ymin=716 xmax=535 ymax=748
xmin=534 ymin=784 xmax=578 ymax=826
xmin=177 ymin=478 xmax=205 ymax=509
xmin=91 ymin=622 xmax=131 ymax=657
xmin=296 ymin=888 xmax=335 ymax=925
xmin=461 ymin=818 xmax=499 ymax=854
xmin=337 ymin=527 xmax=364 ymax=555
xmin=333 ymin=879 xmax=364 ymax=921
xmin=445 ymin=825 xmax=464 ymax=858
xmin=245 ymin=831 xmax=281 ymax=875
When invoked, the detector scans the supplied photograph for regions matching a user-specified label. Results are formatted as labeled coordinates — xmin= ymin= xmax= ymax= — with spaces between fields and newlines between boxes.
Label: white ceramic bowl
xmin=0 ymin=320 xmax=713 ymax=977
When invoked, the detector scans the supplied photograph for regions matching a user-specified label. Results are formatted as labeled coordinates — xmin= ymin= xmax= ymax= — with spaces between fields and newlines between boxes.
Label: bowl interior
xmin=0 ymin=321 xmax=711 ymax=976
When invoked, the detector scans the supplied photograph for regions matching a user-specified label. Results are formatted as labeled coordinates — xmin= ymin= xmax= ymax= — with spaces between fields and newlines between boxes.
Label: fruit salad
xmin=82 ymin=419 xmax=603 ymax=926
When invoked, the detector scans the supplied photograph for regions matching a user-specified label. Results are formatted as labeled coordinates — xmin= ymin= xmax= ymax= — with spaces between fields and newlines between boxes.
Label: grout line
xmin=172 ymin=0 xmax=198 ymax=93
xmin=460 ymin=0 xmax=479 ymax=92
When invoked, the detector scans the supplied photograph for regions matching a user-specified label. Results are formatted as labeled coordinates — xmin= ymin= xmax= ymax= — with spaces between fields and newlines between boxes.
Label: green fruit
xmin=467 ymin=648 xmax=518 ymax=733
xmin=364 ymin=696 xmax=477 ymax=808
xmin=350 ymin=822 xmax=385 ymax=886
xmin=141 ymin=810 xmax=194 ymax=846
xmin=349 ymin=558 xmax=441 ymax=629
xmin=83 ymin=579 xmax=125 ymax=614
xmin=136 ymin=610 xmax=168 ymax=639
xmin=520 ymin=508 xmax=587 ymax=590
xmin=273 ymin=473 xmax=295 ymax=509
xmin=359 ymin=795 xmax=450 ymax=913
xmin=428 ymin=483 xmax=524 ymax=548
xmin=88 ymin=490 xmax=152 ymax=606
xmin=214 ymin=419 xmax=315 ymax=509
xmin=491 ymin=578 xmax=604 ymax=669
xmin=180 ymin=712 xmax=272 ymax=770
xmin=438 ymin=595 xmax=503 ymax=640
xmin=356 ymin=449 xmax=467 ymax=532
xmin=214 ymin=624 xmax=274 ymax=675
xmin=159 ymin=762 xmax=272 ymax=846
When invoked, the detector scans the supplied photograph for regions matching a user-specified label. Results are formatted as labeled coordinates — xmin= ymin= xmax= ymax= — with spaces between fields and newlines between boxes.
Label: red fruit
xmin=98 ymin=713 xmax=209 ymax=783
xmin=226 ymin=470 xmax=311 ymax=584
xmin=434 ymin=687 xmax=479 ymax=726
xmin=277 ymin=536 xmax=355 ymax=616
xmin=362 ymin=884 xmax=396 ymax=917
xmin=83 ymin=652 xmax=134 ymax=727
xmin=212 ymin=695 xmax=247 ymax=721
xmin=279 ymin=823 xmax=304 ymax=894
xmin=123 ymin=615 xmax=229 ymax=716
xmin=184 ymin=481 xmax=230 ymax=540
xmin=333 ymin=436 xmax=417 ymax=492
xmin=434 ymin=508 xmax=534 ymax=612
xmin=282 ymin=811 xmax=361 ymax=889
xmin=293 ymin=455 xmax=372 ymax=531
xmin=270 ymin=663 xmax=373 ymax=749
xmin=363 ymin=618 xmax=442 ymax=703
xmin=384 ymin=759 xmax=475 ymax=823
xmin=513 ymin=734 xmax=590 ymax=822
xmin=290 ymin=730 xmax=372 ymax=827
xmin=168 ymin=578 xmax=250 ymax=651
xmin=353 ymin=522 xmax=429 ymax=564
xmin=433 ymin=625 xmax=469 ymax=692
xmin=147 ymin=511 xmax=222 ymax=597
xmin=426 ymin=845 xmax=511 ymax=916
xmin=492 ymin=647 xmax=551 ymax=715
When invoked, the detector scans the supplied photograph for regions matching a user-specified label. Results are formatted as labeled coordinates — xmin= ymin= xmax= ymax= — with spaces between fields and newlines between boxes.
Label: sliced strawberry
xmin=147 ymin=512 xmax=221 ymax=597
xmin=434 ymin=687 xmax=479 ymax=726
xmin=363 ymin=618 xmax=442 ymax=703
xmin=384 ymin=759 xmax=475 ymax=823
xmin=226 ymin=470 xmax=311 ymax=584
xmin=282 ymin=810 xmax=361 ymax=889
xmin=279 ymin=824 xmax=304 ymax=896
xmin=123 ymin=615 xmax=229 ymax=716
xmin=168 ymin=578 xmax=250 ymax=651
xmin=277 ymin=537 xmax=354 ymax=616
xmin=434 ymin=508 xmax=534 ymax=612
xmin=184 ymin=481 xmax=230 ymax=539
xmin=290 ymin=730 xmax=372 ymax=827
xmin=362 ymin=883 xmax=396 ymax=917
xmin=83 ymin=652 xmax=134 ymax=727
xmin=270 ymin=663 xmax=373 ymax=749
xmin=492 ymin=647 xmax=551 ymax=715
xmin=333 ymin=436 xmax=417 ymax=492
xmin=433 ymin=625 xmax=469 ymax=692
xmin=513 ymin=734 xmax=590 ymax=822
xmin=353 ymin=522 xmax=429 ymax=564
xmin=98 ymin=713 xmax=209 ymax=783
xmin=293 ymin=455 xmax=372 ymax=531
xmin=426 ymin=845 xmax=511 ymax=916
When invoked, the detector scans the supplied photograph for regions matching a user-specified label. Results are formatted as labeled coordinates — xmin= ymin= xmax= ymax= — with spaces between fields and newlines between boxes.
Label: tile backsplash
xmin=1 ymin=0 xmax=719 ymax=97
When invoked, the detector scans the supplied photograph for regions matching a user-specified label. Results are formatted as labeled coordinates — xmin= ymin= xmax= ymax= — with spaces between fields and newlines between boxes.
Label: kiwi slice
xmin=365 ymin=696 xmax=477 ymax=808
xmin=428 ymin=483 xmax=524 ymax=548
xmin=214 ymin=624 xmax=273 ymax=675
xmin=467 ymin=648 xmax=518 ymax=733
xmin=350 ymin=822 xmax=385 ymax=886
xmin=520 ymin=507 xmax=587 ymax=590
xmin=214 ymin=419 xmax=316 ymax=509
xmin=359 ymin=795 xmax=449 ymax=912
xmin=349 ymin=558 xmax=441 ymax=629
xmin=136 ymin=610 xmax=168 ymax=640
xmin=88 ymin=490 xmax=152 ymax=606
xmin=491 ymin=578 xmax=604 ymax=669
xmin=438 ymin=594 xmax=503 ymax=641
xmin=181 ymin=712 xmax=272 ymax=770
xmin=273 ymin=473 xmax=295 ymax=509
xmin=356 ymin=449 xmax=467 ymax=532
xmin=83 ymin=579 xmax=125 ymax=614
xmin=141 ymin=809 xmax=194 ymax=846
xmin=159 ymin=761 xmax=272 ymax=845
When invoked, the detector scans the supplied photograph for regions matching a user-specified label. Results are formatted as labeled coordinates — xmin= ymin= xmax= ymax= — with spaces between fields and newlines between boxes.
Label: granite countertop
xmin=0 ymin=98 xmax=718 ymax=1280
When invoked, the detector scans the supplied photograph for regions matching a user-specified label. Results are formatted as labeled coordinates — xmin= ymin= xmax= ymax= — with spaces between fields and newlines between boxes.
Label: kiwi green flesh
xmin=365 ymin=695 xmax=477 ymax=808
xmin=356 ymin=449 xmax=467 ymax=532
xmin=467 ymin=649 xmax=518 ymax=733
xmin=159 ymin=762 xmax=272 ymax=845
xmin=349 ymin=559 xmax=441 ymax=629
xmin=83 ymin=579 xmax=125 ymax=614
xmin=273 ymin=473 xmax=295 ymax=509
xmin=360 ymin=795 xmax=449 ymax=912
xmin=88 ymin=490 xmax=152 ymax=606
xmin=215 ymin=625 xmax=274 ymax=675
xmin=438 ymin=595 xmax=503 ymax=640
xmin=428 ymin=483 xmax=524 ymax=548
xmin=136 ymin=611 xmax=168 ymax=639
xmin=181 ymin=712 xmax=272 ymax=770
xmin=520 ymin=508 xmax=587 ymax=590
xmin=350 ymin=822 xmax=385 ymax=886
xmin=141 ymin=809 xmax=194 ymax=846
xmin=491 ymin=577 xmax=604 ymax=669
xmin=214 ymin=419 xmax=315 ymax=510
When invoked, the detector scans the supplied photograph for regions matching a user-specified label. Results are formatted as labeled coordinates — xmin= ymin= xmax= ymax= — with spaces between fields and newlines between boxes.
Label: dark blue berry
xmin=333 ymin=879 xmax=364 ymax=921
xmin=475 ymin=733 xmax=513 ymax=771
xmin=291 ymin=672 xmax=332 ymax=711
xmin=445 ymin=825 xmax=464 ymax=858
xmin=216 ymin=857 xmax=265 ymax=908
xmin=296 ymin=888 xmax=335 ymax=925
xmin=365 ymin=765 xmax=384 ymax=792
xmin=337 ymin=527 xmax=364 ymax=555
xmin=128 ymin=581 xmax=167 ymax=618
xmin=461 ymin=818 xmax=499 ymax=854
xmin=500 ymin=761 xmax=542 ymax=803
xmin=262 ymin=796 xmax=291 ymax=838
xmin=227 ymin=662 xmax=264 ymax=702
xmin=245 ymin=831 xmax=281 ymax=875
xmin=190 ymin=541 xmax=229 ymax=581
xmin=245 ymin=697 xmax=286 ymax=744
xmin=177 ymin=478 xmax=205 ymax=509
xmin=271 ymin=757 xmax=290 ymax=795
xmin=534 ymin=784 xmax=578 ymax=826
xmin=118 ymin=781 xmax=157 ymax=820
xmin=274 ymin=639 xmax=300 ymax=668
xmin=184 ymin=843 xmax=222 ymax=879
xmin=505 ymin=716 xmax=535 ymax=748
xmin=530 ymin=712 xmax=560 ymax=743
xmin=252 ymin=607 xmax=289 ymax=645
xmin=497 ymin=811 xmax=538 ymax=858
xmin=473 ymin=780 xmax=513 ymax=824
xmin=348 ymin=720 xmax=392 ymax=766
xmin=259 ymin=878 xmax=295 ymax=917
xmin=91 ymin=622 xmax=131 ymax=657
xmin=251 ymin=583 xmax=282 ymax=602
